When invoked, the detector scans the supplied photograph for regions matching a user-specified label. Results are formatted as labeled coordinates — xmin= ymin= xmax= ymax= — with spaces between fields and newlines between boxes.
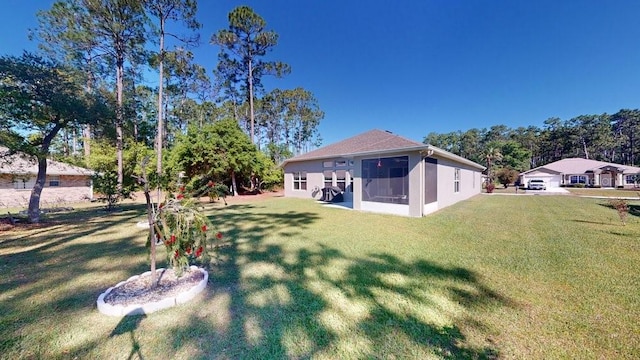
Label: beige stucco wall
xmin=284 ymin=151 xmax=482 ymax=217
xmin=0 ymin=174 xmax=93 ymax=208
xmin=430 ymin=156 xmax=482 ymax=213
xmin=283 ymin=158 xmax=355 ymax=202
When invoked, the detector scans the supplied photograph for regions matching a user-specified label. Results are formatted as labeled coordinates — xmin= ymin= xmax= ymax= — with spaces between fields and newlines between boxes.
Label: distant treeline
xmin=423 ymin=109 xmax=640 ymax=171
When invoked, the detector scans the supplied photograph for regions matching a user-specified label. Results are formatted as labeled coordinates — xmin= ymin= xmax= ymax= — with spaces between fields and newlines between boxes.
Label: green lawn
xmin=565 ymin=187 xmax=640 ymax=198
xmin=1 ymin=195 xmax=639 ymax=359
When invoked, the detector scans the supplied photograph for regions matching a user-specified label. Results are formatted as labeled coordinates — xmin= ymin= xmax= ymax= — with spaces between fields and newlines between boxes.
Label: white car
xmin=527 ymin=179 xmax=546 ymax=190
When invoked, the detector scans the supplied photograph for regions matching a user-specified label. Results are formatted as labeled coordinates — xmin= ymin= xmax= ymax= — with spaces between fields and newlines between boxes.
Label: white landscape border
xmin=97 ymin=265 xmax=208 ymax=317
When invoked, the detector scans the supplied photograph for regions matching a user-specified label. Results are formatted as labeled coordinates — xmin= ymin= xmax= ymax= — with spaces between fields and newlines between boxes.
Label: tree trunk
xmin=231 ymin=170 xmax=239 ymax=196
xmin=83 ymin=124 xmax=91 ymax=158
xmin=248 ymin=58 xmax=255 ymax=144
xmin=156 ymin=16 xmax=165 ymax=180
xmin=27 ymin=125 xmax=61 ymax=223
xmin=27 ymin=156 xmax=48 ymax=224
xmin=583 ymin=138 xmax=589 ymax=159
xmin=72 ymin=128 xmax=78 ymax=155
xmin=116 ymin=59 xmax=124 ymax=192
xmin=142 ymin=174 xmax=158 ymax=288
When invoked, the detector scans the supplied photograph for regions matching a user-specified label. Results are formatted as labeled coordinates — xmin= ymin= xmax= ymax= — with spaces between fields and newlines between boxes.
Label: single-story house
xmin=281 ymin=129 xmax=486 ymax=217
xmin=520 ymin=158 xmax=640 ymax=188
xmin=0 ymin=148 xmax=94 ymax=208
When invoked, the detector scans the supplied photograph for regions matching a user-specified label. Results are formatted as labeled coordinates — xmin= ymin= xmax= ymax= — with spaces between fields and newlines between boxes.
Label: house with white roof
xmin=281 ymin=129 xmax=486 ymax=217
xmin=520 ymin=158 xmax=640 ymax=189
xmin=0 ymin=148 xmax=94 ymax=208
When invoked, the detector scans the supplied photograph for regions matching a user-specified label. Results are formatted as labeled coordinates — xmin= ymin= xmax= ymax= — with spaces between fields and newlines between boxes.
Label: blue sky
xmin=2 ymin=0 xmax=640 ymax=146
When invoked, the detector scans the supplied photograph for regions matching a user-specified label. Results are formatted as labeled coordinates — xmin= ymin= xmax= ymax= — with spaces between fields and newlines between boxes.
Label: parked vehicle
xmin=527 ymin=179 xmax=546 ymax=190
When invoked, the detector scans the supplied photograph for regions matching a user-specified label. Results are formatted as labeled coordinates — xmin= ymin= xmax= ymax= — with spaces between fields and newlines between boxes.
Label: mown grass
xmin=565 ymin=187 xmax=640 ymax=198
xmin=1 ymin=195 xmax=639 ymax=359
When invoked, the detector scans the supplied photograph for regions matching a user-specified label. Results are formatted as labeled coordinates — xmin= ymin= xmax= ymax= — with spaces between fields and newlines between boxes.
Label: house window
xmin=336 ymin=170 xmax=347 ymax=191
xmin=362 ymin=156 xmax=409 ymax=204
xmin=335 ymin=160 xmax=347 ymax=167
xmin=13 ymin=179 xmax=27 ymax=190
xmin=570 ymin=175 xmax=587 ymax=184
xmin=454 ymin=168 xmax=460 ymax=193
xmin=625 ymin=174 xmax=639 ymax=185
xmin=49 ymin=176 xmax=60 ymax=187
xmin=323 ymin=161 xmax=333 ymax=168
xmin=347 ymin=170 xmax=353 ymax=193
xmin=324 ymin=170 xmax=333 ymax=188
xmin=293 ymin=172 xmax=307 ymax=190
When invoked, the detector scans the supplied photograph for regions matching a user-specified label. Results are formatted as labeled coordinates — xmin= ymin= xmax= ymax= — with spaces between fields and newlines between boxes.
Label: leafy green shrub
xmin=92 ymin=170 xmax=122 ymax=211
xmin=496 ymin=168 xmax=519 ymax=188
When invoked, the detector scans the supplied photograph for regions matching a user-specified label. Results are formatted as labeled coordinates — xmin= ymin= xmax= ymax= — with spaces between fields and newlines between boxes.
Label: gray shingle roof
xmin=284 ymin=129 xmax=427 ymax=162
xmin=0 ymin=147 xmax=94 ymax=176
xmin=281 ymin=129 xmax=485 ymax=170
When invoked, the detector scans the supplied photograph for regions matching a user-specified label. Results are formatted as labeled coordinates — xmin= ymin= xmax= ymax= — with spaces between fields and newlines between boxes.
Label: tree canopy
xmin=424 ymin=109 xmax=640 ymax=181
xmin=0 ymin=53 xmax=105 ymax=222
xmin=211 ymin=5 xmax=291 ymax=144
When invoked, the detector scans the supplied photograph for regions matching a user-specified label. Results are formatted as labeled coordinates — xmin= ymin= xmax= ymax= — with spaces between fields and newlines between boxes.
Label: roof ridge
xmin=349 ymin=129 xmax=396 ymax=152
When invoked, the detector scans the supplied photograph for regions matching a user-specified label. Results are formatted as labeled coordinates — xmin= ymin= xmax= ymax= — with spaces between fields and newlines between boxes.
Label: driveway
xmin=526 ymin=187 xmax=569 ymax=194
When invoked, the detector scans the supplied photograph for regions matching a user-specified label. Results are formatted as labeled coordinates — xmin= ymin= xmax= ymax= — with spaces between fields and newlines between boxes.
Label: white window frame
xmin=323 ymin=170 xmax=333 ymax=188
xmin=13 ymin=179 xmax=26 ymax=189
xmin=336 ymin=169 xmax=347 ymax=191
xmin=570 ymin=175 xmax=587 ymax=184
xmin=348 ymin=169 xmax=353 ymax=193
xmin=293 ymin=172 xmax=307 ymax=190
xmin=49 ymin=175 xmax=60 ymax=187
xmin=454 ymin=168 xmax=460 ymax=193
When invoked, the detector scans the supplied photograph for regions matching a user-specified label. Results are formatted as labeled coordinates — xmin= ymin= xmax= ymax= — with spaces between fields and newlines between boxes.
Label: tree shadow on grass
xmin=597 ymin=202 xmax=640 ymax=218
xmin=0 ymin=204 xmax=152 ymax=358
xmin=164 ymin=209 xmax=510 ymax=359
xmin=110 ymin=314 xmax=146 ymax=360
xmin=0 ymin=199 xmax=513 ymax=359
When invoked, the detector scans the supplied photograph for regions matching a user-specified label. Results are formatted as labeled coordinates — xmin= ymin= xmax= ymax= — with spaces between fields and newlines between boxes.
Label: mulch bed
xmin=103 ymin=268 xmax=205 ymax=307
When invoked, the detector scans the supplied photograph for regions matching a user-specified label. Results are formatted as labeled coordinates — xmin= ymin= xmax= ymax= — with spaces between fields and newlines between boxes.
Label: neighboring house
xmin=520 ymin=158 xmax=640 ymax=188
xmin=0 ymin=148 xmax=94 ymax=208
xmin=281 ymin=129 xmax=486 ymax=217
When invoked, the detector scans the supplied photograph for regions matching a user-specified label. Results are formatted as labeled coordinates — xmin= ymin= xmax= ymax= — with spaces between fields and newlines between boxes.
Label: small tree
xmin=137 ymin=158 xmax=223 ymax=287
xmin=92 ymin=170 xmax=120 ymax=210
xmin=496 ymin=168 xmax=520 ymax=188
xmin=483 ymin=144 xmax=503 ymax=184
xmin=168 ymin=119 xmax=260 ymax=196
xmin=608 ymin=198 xmax=629 ymax=226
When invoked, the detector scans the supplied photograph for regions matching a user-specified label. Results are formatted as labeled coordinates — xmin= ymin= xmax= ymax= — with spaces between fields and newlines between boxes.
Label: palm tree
xmin=484 ymin=145 xmax=503 ymax=184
